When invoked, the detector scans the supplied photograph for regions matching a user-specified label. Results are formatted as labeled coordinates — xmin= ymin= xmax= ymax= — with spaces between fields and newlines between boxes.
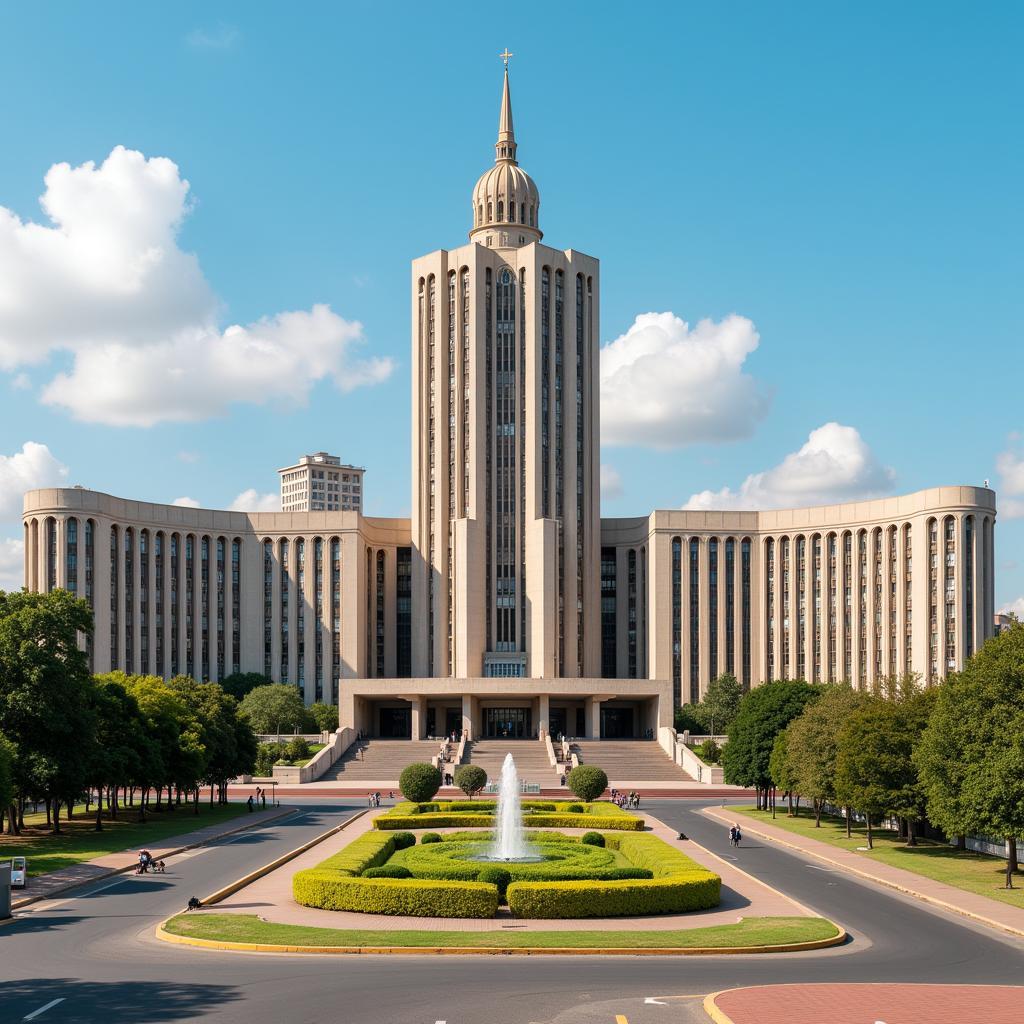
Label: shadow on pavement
xmin=2 ymin=978 xmax=243 ymax=1022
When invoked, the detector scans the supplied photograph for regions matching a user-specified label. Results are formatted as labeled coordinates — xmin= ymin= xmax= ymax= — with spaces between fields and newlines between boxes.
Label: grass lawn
xmin=734 ymin=806 xmax=1024 ymax=911
xmin=275 ymin=743 xmax=326 ymax=767
xmin=0 ymin=802 xmax=249 ymax=877
xmin=164 ymin=912 xmax=839 ymax=950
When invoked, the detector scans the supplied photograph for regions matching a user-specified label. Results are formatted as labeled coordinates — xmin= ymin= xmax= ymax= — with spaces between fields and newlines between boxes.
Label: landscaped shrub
xmin=399 ymin=762 xmax=442 ymax=803
xmin=694 ymin=738 xmax=721 ymax=764
xmin=506 ymin=874 xmax=720 ymax=918
xmin=567 ymin=765 xmax=609 ymax=802
xmin=453 ymin=764 xmax=487 ymax=798
xmin=375 ymin=812 xmax=642 ymax=831
xmin=523 ymin=813 xmax=642 ymax=831
xmin=391 ymin=831 xmax=417 ymax=850
xmin=285 ymin=735 xmax=311 ymax=762
xmin=300 ymin=832 xmax=395 ymax=877
xmin=581 ymin=831 xmax=605 ymax=847
xmin=566 ymin=803 xmax=584 ymax=813
xmin=477 ymin=866 xmax=512 ymax=899
xmin=376 ymin=814 xmax=494 ymax=830
xmin=362 ymin=864 xmax=413 ymax=879
xmin=293 ymin=874 xmax=499 ymax=917
xmin=420 ymin=832 xmax=442 ymax=844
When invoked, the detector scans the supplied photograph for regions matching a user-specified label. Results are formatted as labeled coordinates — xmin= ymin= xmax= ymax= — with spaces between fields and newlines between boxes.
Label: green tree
xmin=768 ymin=728 xmax=796 ymax=817
xmin=915 ymin=622 xmax=1024 ymax=887
xmin=567 ymin=764 xmax=608 ymax=802
xmin=785 ymin=684 xmax=870 ymax=826
xmin=220 ymin=672 xmax=271 ymax=701
xmin=695 ymin=673 xmax=743 ymax=735
xmin=399 ymin=762 xmax=442 ymax=803
xmin=238 ymin=683 xmax=312 ymax=735
xmin=722 ymin=679 xmax=819 ymax=808
xmin=308 ymin=702 xmax=339 ymax=733
xmin=286 ymin=736 xmax=311 ymax=762
xmin=0 ymin=733 xmax=15 ymax=832
xmin=674 ymin=705 xmax=702 ymax=735
xmin=454 ymin=764 xmax=487 ymax=798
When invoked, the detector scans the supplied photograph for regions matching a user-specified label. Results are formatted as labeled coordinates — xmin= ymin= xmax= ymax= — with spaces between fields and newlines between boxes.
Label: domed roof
xmin=468 ymin=68 xmax=542 ymax=247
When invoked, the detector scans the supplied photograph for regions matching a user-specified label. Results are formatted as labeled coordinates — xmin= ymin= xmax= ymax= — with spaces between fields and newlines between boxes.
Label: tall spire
xmin=495 ymin=63 xmax=517 ymax=164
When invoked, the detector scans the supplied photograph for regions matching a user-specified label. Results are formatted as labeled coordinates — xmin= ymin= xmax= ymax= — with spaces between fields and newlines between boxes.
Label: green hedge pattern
xmin=293 ymin=874 xmax=499 ymax=918
xmin=375 ymin=812 xmax=643 ymax=831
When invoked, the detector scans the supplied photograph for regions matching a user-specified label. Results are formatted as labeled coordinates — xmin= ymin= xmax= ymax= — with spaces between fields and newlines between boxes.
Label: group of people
xmin=728 ymin=823 xmax=743 ymax=847
xmin=367 ymin=791 xmax=392 ymax=807
xmin=136 ymin=849 xmax=165 ymax=874
xmin=610 ymin=788 xmax=640 ymax=809
xmin=246 ymin=787 xmax=269 ymax=812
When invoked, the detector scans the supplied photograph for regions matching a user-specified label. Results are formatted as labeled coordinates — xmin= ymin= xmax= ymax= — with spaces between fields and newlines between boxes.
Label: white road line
xmin=23 ymin=997 xmax=65 ymax=1020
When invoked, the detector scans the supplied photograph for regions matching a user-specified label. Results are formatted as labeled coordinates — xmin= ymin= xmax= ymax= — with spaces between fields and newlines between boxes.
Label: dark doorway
xmin=484 ymin=707 xmax=532 ymax=739
xmin=445 ymin=708 xmax=462 ymax=737
xmin=378 ymin=706 xmax=411 ymax=738
xmin=576 ymin=707 xmax=587 ymax=737
xmin=549 ymin=707 xmax=567 ymax=739
xmin=601 ymin=706 xmax=635 ymax=739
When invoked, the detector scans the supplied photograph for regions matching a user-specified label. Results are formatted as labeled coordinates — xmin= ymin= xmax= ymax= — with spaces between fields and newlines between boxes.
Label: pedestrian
xmin=375 ymin=791 xmax=381 ymax=807
xmin=260 ymin=789 xmax=266 ymax=809
xmin=733 ymin=823 xmax=742 ymax=847
xmin=246 ymin=794 xmax=254 ymax=812
xmin=368 ymin=793 xmax=374 ymax=808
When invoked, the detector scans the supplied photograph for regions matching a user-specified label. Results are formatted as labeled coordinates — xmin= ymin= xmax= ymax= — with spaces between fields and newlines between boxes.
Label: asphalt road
xmin=2 ymin=798 xmax=1022 ymax=1024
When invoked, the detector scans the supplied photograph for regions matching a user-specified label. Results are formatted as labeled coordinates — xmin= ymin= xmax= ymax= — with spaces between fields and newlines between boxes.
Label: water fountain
xmin=475 ymin=752 xmax=541 ymax=863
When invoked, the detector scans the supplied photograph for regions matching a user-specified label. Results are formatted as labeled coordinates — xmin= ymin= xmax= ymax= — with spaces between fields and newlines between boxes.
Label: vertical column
xmin=731 ymin=538 xmax=743 ymax=684
xmin=895 ymin=526 xmax=907 ymax=676
xmin=697 ymin=538 xmax=710 ymax=699
xmin=803 ymin=536 xmax=814 ymax=682
xmin=461 ymin=693 xmax=474 ymax=741
xmin=537 ymin=692 xmax=550 ymax=738
xmin=880 ymin=529 xmax=891 ymax=681
xmin=954 ymin=514 xmax=965 ymax=674
xmin=225 ymin=537 xmax=235 ymax=679
xmin=410 ymin=695 xmax=426 ymax=740
xmin=132 ymin=529 xmax=142 ymax=677
xmin=270 ymin=539 xmax=282 ymax=682
xmin=587 ymin=695 xmax=601 ymax=739
xmin=287 ymin=540 xmax=300 ymax=689
xmin=93 ymin=521 xmax=112 ymax=673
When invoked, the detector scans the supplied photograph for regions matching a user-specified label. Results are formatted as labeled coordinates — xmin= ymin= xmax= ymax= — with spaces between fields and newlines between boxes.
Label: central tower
xmin=411 ymin=65 xmax=601 ymax=681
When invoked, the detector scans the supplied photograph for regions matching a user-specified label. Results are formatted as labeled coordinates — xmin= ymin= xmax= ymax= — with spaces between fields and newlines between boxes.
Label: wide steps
xmin=464 ymin=741 xmax=555 ymax=787
xmin=317 ymin=739 xmax=446 ymax=782
xmin=572 ymin=740 xmax=694 ymax=782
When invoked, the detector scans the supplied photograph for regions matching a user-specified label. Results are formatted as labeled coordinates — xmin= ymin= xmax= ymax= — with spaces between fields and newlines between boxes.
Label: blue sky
xmin=1 ymin=2 xmax=1022 ymax=611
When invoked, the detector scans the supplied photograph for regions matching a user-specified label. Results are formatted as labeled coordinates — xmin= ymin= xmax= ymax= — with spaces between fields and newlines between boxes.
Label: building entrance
xmin=445 ymin=708 xmax=462 ymax=737
xmin=484 ymin=707 xmax=532 ymax=739
xmin=549 ymin=707 xmax=567 ymax=739
xmin=378 ymin=707 xmax=411 ymax=738
xmin=600 ymin=707 xmax=635 ymax=739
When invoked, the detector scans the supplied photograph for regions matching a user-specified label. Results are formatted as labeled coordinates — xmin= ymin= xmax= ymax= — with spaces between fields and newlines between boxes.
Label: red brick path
xmin=710 ymin=984 xmax=1024 ymax=1024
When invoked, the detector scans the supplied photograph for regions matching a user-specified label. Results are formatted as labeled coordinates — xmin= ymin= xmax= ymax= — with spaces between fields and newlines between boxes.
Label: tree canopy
xmin=238 ymin=683 xmax=313 ymax=734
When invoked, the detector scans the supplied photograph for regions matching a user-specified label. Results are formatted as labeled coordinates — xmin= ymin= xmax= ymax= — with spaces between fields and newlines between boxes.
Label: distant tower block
xmin=279 ymin=452 xmax=365 ymax=513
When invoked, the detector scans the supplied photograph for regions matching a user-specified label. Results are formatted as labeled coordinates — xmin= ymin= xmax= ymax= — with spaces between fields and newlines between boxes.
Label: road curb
xmin=702 ymin=989 xmax=736 ymax=1023
xmin=7 ymin=806 xmax=296 ymax=914
xmin=153 ymin=920 xmax=847 ymax=957
xmin=705 ymin=807 xmax=1024 ymax=940
xmin=199 ymin=808 xmax=369 ymax=906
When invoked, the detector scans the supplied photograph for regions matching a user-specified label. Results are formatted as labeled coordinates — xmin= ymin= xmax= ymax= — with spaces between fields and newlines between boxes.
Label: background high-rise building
xmin=279 ymin=453 xmax=364 ymax=513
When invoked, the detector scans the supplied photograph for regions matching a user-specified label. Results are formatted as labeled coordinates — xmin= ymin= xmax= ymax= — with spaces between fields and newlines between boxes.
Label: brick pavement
xmin=707 ymin=983 xmax=1024 ymax=1024
xmin=212 ymin=808 xmax=812 ymax=932
xmin=705 ymin=806 xmax=1024 ymax=938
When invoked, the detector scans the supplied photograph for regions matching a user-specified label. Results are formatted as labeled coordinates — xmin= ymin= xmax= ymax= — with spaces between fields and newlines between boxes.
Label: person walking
xmin=246 ymin=794 xmax=254 ymax=812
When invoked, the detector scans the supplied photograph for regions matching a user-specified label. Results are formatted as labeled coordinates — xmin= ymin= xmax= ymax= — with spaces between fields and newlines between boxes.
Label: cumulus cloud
xmin=0 ymin=146 xmax=393 ymax=426
xmin=600 ymin=463 xmax=623 ymax=500
xmin=229 ymin=489 xmax=279 ymax=513
xmin=996 ymin=443 xmax=1024 ymax=518
xmin=0 ymin=442 xmax=69 ymax=518
xmin=172 ymin=496 xmax=200 ymax=508
xmin=0 ymin=537 xmax=24 ymax=592
xmin=999 ymin=597 xmax=1024 ymax=619
xmin=10 ymin=373 xmax=30 ymax=390
xmin=600 ymin=312 xmax=770 ymax=448
xmin=683 ymin=422 xmax=895 ymax=511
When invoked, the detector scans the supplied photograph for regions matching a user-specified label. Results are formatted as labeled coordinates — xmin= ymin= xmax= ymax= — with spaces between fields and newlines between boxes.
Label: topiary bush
xmin=293 ymin=874 xmax=499 ymax=918
xmin=391 ymin=831 xmax=417 ymax=850
xmin=286 ymin=735 xmax=311 ymax=762
xmin=399 ymin=762 xmax=442 ymax=803
xmin=565 ymin=803 xmax=584 ymax=813
xmin=581 ymin=831 xmax=605 ymax=847
xmin=420 ymin=832 xmax=442 ymax=844
xmin=453 ymin=763 xmax=488 ymax=798
xmin=694 ymin=738 xmax=721 ymax=765
xmin=476 ymin=865 xmax=513 ymax=899
xmin=567 ymin=765 xmax=608 ymax=802
xmin=362 ymin=864 xmax=413 ymax=879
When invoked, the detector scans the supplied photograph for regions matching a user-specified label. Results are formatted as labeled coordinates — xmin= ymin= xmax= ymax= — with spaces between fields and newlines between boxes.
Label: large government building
xmin=22 ymin=69 xmax=997 ymax=744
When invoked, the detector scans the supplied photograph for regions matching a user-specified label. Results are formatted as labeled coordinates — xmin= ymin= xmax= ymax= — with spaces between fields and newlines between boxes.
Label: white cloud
xmin=176 ymin=451 xmax=200 ymax=464
xmin=600 ymin=312 xmax=770 ymax=448
xmin=996 ymin=443 xmax=1024 ymax=519
xmin=9 ymin=373 xmax=30 ymax=390
xmin=0 ymin=146 xmax=393 ymax=426
xmin=0 ymin=537 xmax=24 ymax=592
xmin=229 ymin=489 xmax=279 ymax=513
xmin=185 ymin=25 xmax=239 ymax=49
xmin=683 ymin=422 xmax=895 ymax=511
xmin=0 ymin=442 xmax=69 ymax=518
xmin=600 ymin=463 xmax=623 ymax=500
xmin=172 ymin=496 xmax=200 ymax=508
xmin=999 ymin=597 xmax=1024 ymax=618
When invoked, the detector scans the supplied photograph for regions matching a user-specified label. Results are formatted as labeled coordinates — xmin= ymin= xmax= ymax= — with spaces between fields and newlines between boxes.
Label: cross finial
xmin=500 ymin=48 xmax=513 ymax=68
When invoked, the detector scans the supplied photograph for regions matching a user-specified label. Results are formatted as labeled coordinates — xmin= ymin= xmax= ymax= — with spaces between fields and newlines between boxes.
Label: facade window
xmin=124 ymin=528 xmax=134 ymax=674
xmin=782 ymin=537 xmax=791 ymax=675
xmin=741 ymin=538 xmax=751 ymax=687
xmin=170 ymin=534 xmax=179 ymax=675
xmin=331 ymin=538 xmax=341 ymax=702
xmin=765 ymin=538 xmax=775 ymax=680
xmin=65 ymin=517 xmax=78 ymax=594
xmin=376 ymin=550 xmax=386 ymax=677
xmin=85 ymin=520 xmax=95 ymax=669
xmin=600 ymin=547 xmax=616 ymax=678
xmin=397 ymin=546 xmax=412 ymax=677
xmin=109 ymin=526 xmax=119 ymax=670
xmin=201 ymin=536 xmax=210 ymax=681
xmin=296 ymin=538 xmax=305 ymax=690
xmin=796 ymin=536 xmax=806 ymax=680
xmin=627 ymin=548 xmax=638 ymax=678
xmin=314 ymin=537 xmax=323 ymax=702
xmin=965 ymin=516 xmax=974 ymax=658
xmin=724 ymin=537 xmax=735 ymax=676
xmin=943 ymin=516 xmax=956 ymax=673
xmin=279 ymin=538 xmax=289 ymax=683
xmin=216 ymin=537 xmax=226 ymax=681
xmin=140 ymin=529 xmax=149 ymax=674
xmin=671 ymin=537 xmax=681 ymax=707
xmin=46 ymin=518 xmax=57 ymax=592
xmin=708 ymin=537 xmax=719 ymax=681
xmin=263 ymin=539 xmax=273 ymax=678
xmin=554 ymin=269 xmax=565 ymax=674
xmin=154 ymin=532 xmax=164 ymax=676
xmin=812 ymin=534 xmax=822 ymax=682
xmin=231 ymin=538 xmax=241 ymax=675
xmin=689 ymin=538 xmax=700 ymax=703
xmin=903 ymin=524 xmax=913 ymax=672
xmin=184 ymin=535 xmax=194 ymax=678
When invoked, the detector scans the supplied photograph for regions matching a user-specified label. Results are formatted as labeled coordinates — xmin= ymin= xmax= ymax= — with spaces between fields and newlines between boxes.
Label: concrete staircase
xmin=464 ymin=739 xmax=556 ymax=788
xmin=317 ymin=739 xmax=446 ymax=783
xmin=572 ymin=739 xmax=695 ymax=784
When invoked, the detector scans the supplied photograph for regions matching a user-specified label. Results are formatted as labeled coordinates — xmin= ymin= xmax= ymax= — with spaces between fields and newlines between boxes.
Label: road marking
xmin=644 ymin=997 xmax=668 ymax=1005
xmin=615 ymin=1016 xmax=629 ymax=1024
xmin=805 ymin=864 xmax=835 ymax=872
xmin=24 ymin=997 xmax=65 ymax=1020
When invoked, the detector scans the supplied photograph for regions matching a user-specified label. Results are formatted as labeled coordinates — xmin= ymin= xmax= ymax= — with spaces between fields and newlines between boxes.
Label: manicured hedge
xmin=362 ymin=864 xmax=412 ymax=879
xmin=506 ymin=874 xmax=720 ymax=918
xmin=305 ymin=832 xmax=396 ymax=876
xmin=604 ymin=833 xmax=712 ymax=877
xmin=523 ymin=813 xmax=643 ymax=831
xmin=376 ymin=814 xmax=494 ymax=830
xmin=293 ymin=874 xmax=499 ymax=918
xmin=374 ymin=811 xmax=643 ymax=831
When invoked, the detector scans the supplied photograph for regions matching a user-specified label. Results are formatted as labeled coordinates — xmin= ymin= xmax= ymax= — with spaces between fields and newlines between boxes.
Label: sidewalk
xmin=705 ymin=984 xmax=1023 ymax=1024
xmin=11 ymin=805 xmax=292 ymax=910
xmin=704 ymin=806 xmax=1024 ymax=938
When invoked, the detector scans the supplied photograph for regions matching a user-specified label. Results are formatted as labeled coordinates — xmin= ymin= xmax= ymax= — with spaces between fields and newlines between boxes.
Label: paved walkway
xmin=704 ymin=806 xmax=1024 ymax=938
xmin=11 ymin=806 xmax=291 ymax=909
xmin=212 ymin=808 xmax=812 ymax=932
xmin=227 ymin=784 xmax=755 ymax=799
xmin=707 ymin=983 xmax=1024 ymax=1024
